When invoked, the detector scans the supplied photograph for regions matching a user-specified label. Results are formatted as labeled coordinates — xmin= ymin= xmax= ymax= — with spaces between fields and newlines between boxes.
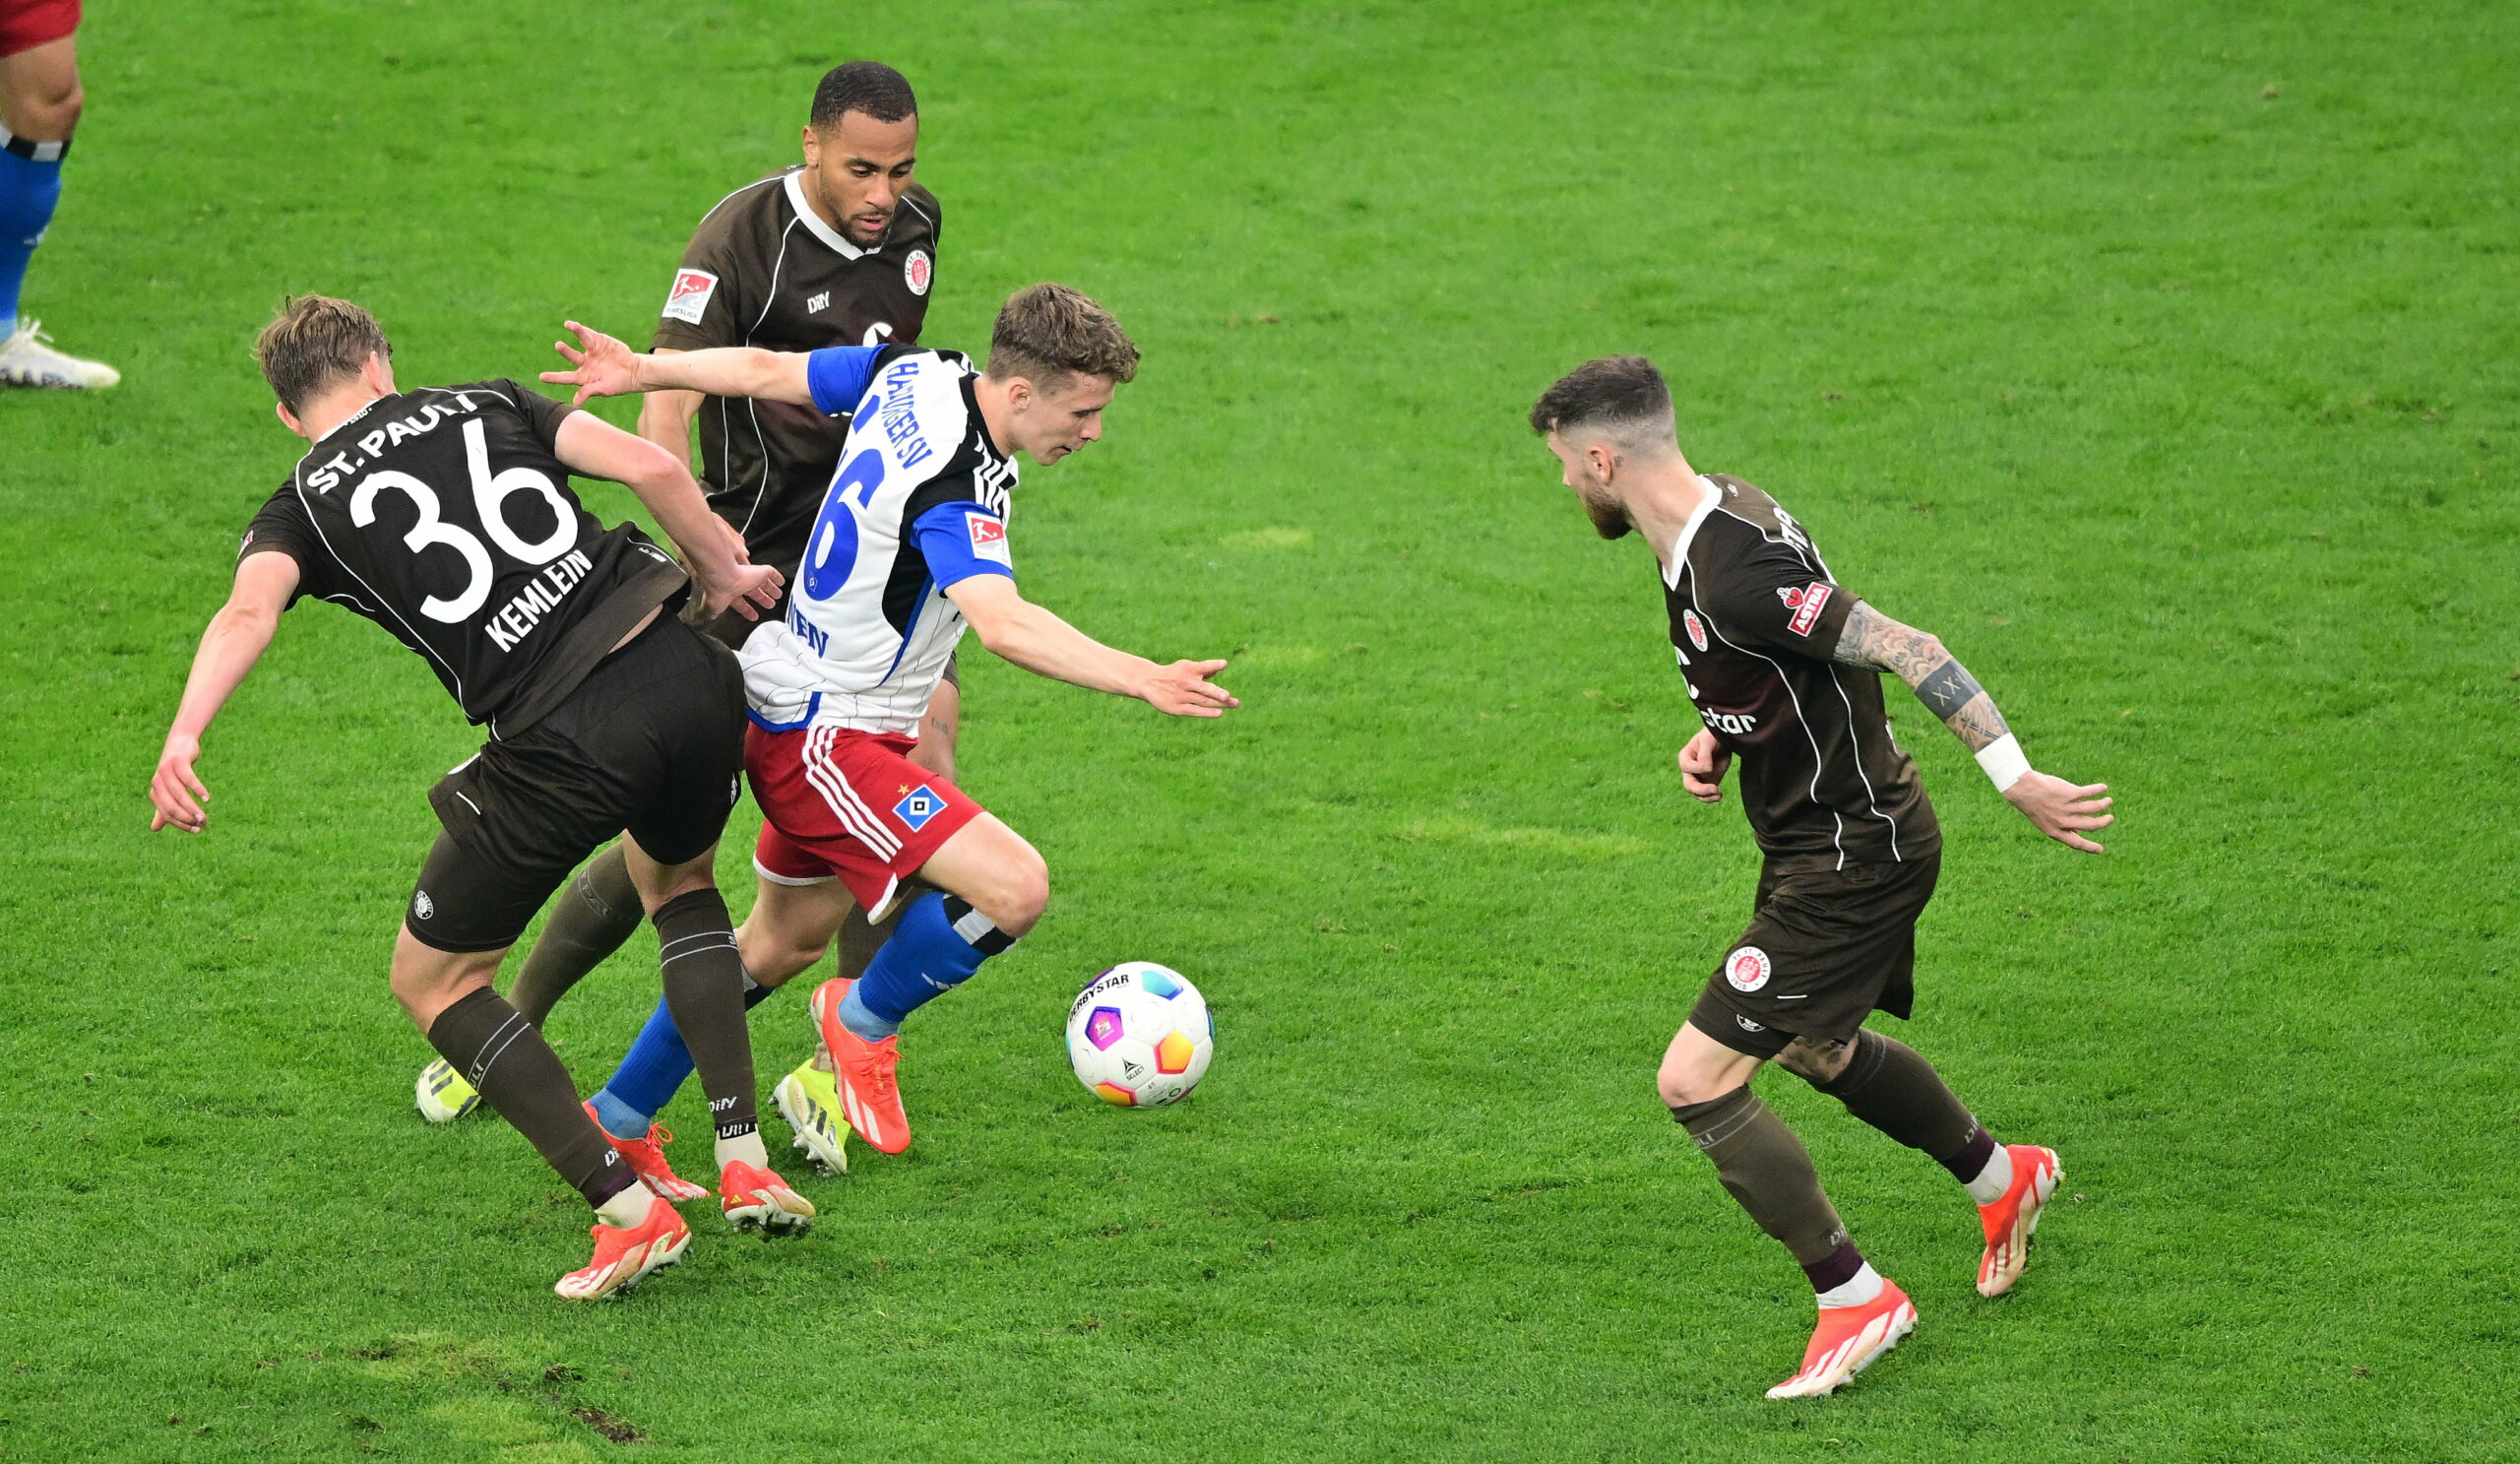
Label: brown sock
xmin=836 ymin=878 xmax=927 ymax=982
xmin=1811 ymin=1030 xmax=1987 ymax=1170
xmin=426 ymin=987 xmax=633 ymax=1207
xmin=506 ymin=844 xmax=644 ymax=1025
xmin=1670 ymin=1085 xmax=1847 ymax=1266
xmin=653 ymin=888 xmax=758 ymax=1147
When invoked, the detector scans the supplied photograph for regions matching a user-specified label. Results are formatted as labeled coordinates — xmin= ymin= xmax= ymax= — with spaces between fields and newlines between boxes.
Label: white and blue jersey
xmin=737 ymin=345 xmax=1016 ymax=735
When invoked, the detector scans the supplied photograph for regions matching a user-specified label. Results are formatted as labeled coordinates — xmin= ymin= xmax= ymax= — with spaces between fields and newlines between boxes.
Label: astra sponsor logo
xmin=1778 ymin=581 xmax=1832 ymax=637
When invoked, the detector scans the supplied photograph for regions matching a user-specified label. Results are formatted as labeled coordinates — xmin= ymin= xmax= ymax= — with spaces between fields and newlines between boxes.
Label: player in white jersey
xmin=541 ymin=283 xmax=1237 ymax=1162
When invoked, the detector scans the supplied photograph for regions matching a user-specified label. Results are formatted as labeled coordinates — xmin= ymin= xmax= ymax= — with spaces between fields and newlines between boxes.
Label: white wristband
xmin=1975 ymin=733 xmax=2031 ymax=793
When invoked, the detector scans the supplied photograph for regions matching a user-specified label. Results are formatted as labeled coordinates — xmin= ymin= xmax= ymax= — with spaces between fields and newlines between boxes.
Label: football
xmin=1065 ymin=962 xmax=1215 ymax=1107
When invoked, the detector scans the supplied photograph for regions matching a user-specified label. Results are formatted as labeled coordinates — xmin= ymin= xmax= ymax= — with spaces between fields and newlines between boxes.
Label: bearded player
xmin=533 ymin=283 xmax=1236 ymax=1170
xmin=1529 ymin=356 xmax=2112 ymax=1398
xmin=413 ymin=61 xmax=965 ymax=1153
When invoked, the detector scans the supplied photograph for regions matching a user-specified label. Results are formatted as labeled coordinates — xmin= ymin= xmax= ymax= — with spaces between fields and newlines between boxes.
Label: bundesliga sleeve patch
xmin=965 ymin=511 xmax=1010 ymax=566
xmin=662 ymin=269 xmax=719 ymax=325
xmin=1778 ymin=582 xmax=1832 ymax=637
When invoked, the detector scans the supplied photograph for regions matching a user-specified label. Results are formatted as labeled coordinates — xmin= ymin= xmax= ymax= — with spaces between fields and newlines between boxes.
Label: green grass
xmin=4 ymin=0 xmax=2517 ymax=1458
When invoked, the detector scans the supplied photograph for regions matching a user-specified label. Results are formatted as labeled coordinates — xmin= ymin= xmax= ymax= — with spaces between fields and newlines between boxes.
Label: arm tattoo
xmin=1833 ymin=600 xmax=2013 ymax=752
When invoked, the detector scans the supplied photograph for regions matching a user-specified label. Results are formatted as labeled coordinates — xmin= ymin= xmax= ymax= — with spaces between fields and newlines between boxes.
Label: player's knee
xmin=21 ymin=83 xmax=82 ymax=140
xmin=736 ymin=924 xmax=824 ymax=987
xmin=979 ymin=845 xmax=1048 ymax=938
xmin=1658 ymin=1052 xmax=1732 ymax=1109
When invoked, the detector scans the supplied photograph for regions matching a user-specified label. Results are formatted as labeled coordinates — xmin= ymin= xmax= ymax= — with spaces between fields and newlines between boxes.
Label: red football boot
xmin=1977 ymin=1144 xmax=2063 ymax=1298
xmin=811 ymin=979 xmax=912 ymax=1154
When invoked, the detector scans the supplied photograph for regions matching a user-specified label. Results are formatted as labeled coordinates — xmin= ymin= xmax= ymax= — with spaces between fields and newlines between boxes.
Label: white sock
xmin=595 ymin=1183 xmax=655 ymax=1230
xmin=1815 ymin=1261 xmax=1886 ymax=1310
xmin=717 ymin=1129 xmax=770 ymax=1172
xmin=1964 ymin=1144 xmax=2015 ymax=1206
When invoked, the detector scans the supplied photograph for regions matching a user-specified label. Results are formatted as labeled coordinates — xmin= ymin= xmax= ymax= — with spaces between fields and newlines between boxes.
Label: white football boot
xmin=0 ymin=318 xmax=120 ymax=389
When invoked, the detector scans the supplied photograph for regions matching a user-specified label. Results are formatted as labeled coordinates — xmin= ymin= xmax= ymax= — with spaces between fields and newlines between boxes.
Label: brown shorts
xmin=1689 ymin=854 xmax=1941 ymax=1058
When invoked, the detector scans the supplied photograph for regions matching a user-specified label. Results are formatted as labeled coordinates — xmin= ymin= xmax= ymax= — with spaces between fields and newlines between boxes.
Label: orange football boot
xmin=811 ymin=979 xmax=911 ymax=1154
xmin=554 ymin=1195 xmax=691 ymax=1302
xmin=1765 ymin=1279 xmax=1918 ymax=1399
xmin=1976 ymin=1144 xmax=2063 ymax=1297
xmin=720 ymin=1158 xmax=816 ymax=1235
xmin=585 ymin=1101 xmax=709 ymax=1202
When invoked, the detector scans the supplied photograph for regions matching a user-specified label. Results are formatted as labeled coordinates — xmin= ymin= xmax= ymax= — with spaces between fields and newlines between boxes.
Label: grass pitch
xmin=3 ymin=1 xmax=2516 ymax=1459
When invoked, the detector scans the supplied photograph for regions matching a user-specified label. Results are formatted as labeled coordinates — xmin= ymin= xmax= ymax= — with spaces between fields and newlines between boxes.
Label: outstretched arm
xmin=151 ymin=552 xmax=300 ymax=832
xmin=544 ymin=321 xmax=816 ymax=408
xmin=1831 ymin=600 xmax=2112 ymax=852
xmin=945 ymin=575 xmax=1238 ymax=717
xmin=551 ymin=413 xmax=780 ymax=621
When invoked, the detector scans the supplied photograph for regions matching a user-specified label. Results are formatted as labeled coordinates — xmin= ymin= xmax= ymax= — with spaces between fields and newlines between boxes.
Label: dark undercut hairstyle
xmin=256 ymin=294 xmax=391 ymax=414
xmin=809 ymin=60 xmax=917 ymax=131
xmin=985 ymin=284 xmax=1140 ymax=390
xmin=1528 ymin=354 xmax=1675 ymax=451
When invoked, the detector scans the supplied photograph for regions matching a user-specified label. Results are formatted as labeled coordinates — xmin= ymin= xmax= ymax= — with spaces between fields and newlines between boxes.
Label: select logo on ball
xmin=1725 ymin=945 xmax=1772 ymax=992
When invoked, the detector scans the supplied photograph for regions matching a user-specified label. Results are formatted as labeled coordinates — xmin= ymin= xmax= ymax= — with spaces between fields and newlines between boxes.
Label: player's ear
xmin=1586 ymin=442 xmax=1616 ymax=484
xmin=362 ymin=351 xmax=395 ymax=396
xmin=799 ymin=125 xmax=821 ymax=165
xmin=274 ymin=400 xmax=305 ymax=438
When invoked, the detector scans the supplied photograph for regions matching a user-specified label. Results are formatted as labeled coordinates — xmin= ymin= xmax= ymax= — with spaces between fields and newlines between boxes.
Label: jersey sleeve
xmin=1697 ymin=539 xmax=1855 ymax=661
xmin=237 ymin=485 xmax=329 ymax=607
xmin=653 ymin=200 xmax=749 ymax=351
xmin=908 ymin=497 xmax=1013 ymax=590
xmin=805 ymin=346 xmax=885 ymax=416
xmin=486 ymin=380 xmax=580 ymax=453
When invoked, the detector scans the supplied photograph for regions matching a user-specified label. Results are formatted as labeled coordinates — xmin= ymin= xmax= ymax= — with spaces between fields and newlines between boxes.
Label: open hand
xmin=2003 ymin=770 xmax=2112 ymax=853
xmin=1678 ymin=729 xmax=1732 ymax=803
xmin=700 ymin=562 xmax=785 ymax=622
xmin=149 ymin=733 xmax=210 ymax=832
xmin=1138 ymin=659 xmax=1238 ymax=718
xmin=541 ymin=320 xmax=644 ymax=405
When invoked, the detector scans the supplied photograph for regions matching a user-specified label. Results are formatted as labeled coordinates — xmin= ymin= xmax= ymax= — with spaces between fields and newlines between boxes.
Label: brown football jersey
xmin=653 ymin=166 xmax=940 ymax=583
xmin=1662 ymin=474 xmax=1940 ymax=871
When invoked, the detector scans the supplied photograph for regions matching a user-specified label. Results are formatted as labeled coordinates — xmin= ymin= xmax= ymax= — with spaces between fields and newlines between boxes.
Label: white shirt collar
xmin=785 ymin=169 xmax=867 ymax=260
xmin=1660 ymin=475 xmax=1723 ymax=589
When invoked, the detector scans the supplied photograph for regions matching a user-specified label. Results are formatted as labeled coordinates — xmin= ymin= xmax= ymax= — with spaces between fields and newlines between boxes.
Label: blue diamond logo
xmin=894 ymin=785 xmax=942 ymax=832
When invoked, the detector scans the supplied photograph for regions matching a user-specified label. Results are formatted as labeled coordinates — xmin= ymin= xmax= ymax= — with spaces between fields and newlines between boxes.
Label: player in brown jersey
xmin=151 ymin=296 xmax=807 ymax=1301
xmin=1529 ymin=356 xmax=2113 ymax=1400
xmin=415 ymin=63 xmax=962 ymax=1170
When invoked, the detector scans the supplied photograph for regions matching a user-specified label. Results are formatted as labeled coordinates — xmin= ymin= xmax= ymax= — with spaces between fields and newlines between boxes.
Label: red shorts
xmin=747 ymin=724 xmax=982 ymax=918
xmin=0 ymin=0 xmax=78 ymax=57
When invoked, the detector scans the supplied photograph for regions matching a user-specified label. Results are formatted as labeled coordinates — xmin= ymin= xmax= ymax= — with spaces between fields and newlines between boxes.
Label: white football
xmin=1065 ymin=962 xmax=1214 ymax=1107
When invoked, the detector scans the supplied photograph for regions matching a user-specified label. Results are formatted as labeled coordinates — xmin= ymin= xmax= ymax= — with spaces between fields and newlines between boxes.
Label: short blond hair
xmin=256 ymin=294 xmax=391 ymax=414
xmin=983 ymin=283 xmax=1138 ymax=390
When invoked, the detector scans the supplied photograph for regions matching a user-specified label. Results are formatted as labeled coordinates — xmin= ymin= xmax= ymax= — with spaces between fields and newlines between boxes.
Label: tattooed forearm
xmin=1832 ymin=600 xmax=2013 ymax=752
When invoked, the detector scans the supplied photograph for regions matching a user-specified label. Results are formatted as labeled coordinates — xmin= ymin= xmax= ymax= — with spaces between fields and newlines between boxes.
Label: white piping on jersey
xmin=1710 ymin=495 xmax=1903 ymax=859
xmin=692 ymin=172 xmax=786 ymax=232
xmin=784 ymin=170 xmax=867 ymax=259
xmin=801 ymin=726 xmax=903 ymax=859
xmin=289 ymin=430 xmax=471 ymax=719
xmin=1699 ymin=587 xmax=1850 ymax=870
xmin=896 ymin=192 xmax=936 ymax=234
xmin=1661 ymin=476 xmax=1725 ymax=591
xmin=733 ymin=223 xmax=801 ymax=537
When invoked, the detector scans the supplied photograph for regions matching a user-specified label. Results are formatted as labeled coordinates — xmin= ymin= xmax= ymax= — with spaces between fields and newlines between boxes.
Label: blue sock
xmin=842 ymin=893 xmax=1017 ymax=1039
xmin=0 ymin=131 xmax=68 ymax=324
xmin=593 ymin=980 xmax=775 ymax=1137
